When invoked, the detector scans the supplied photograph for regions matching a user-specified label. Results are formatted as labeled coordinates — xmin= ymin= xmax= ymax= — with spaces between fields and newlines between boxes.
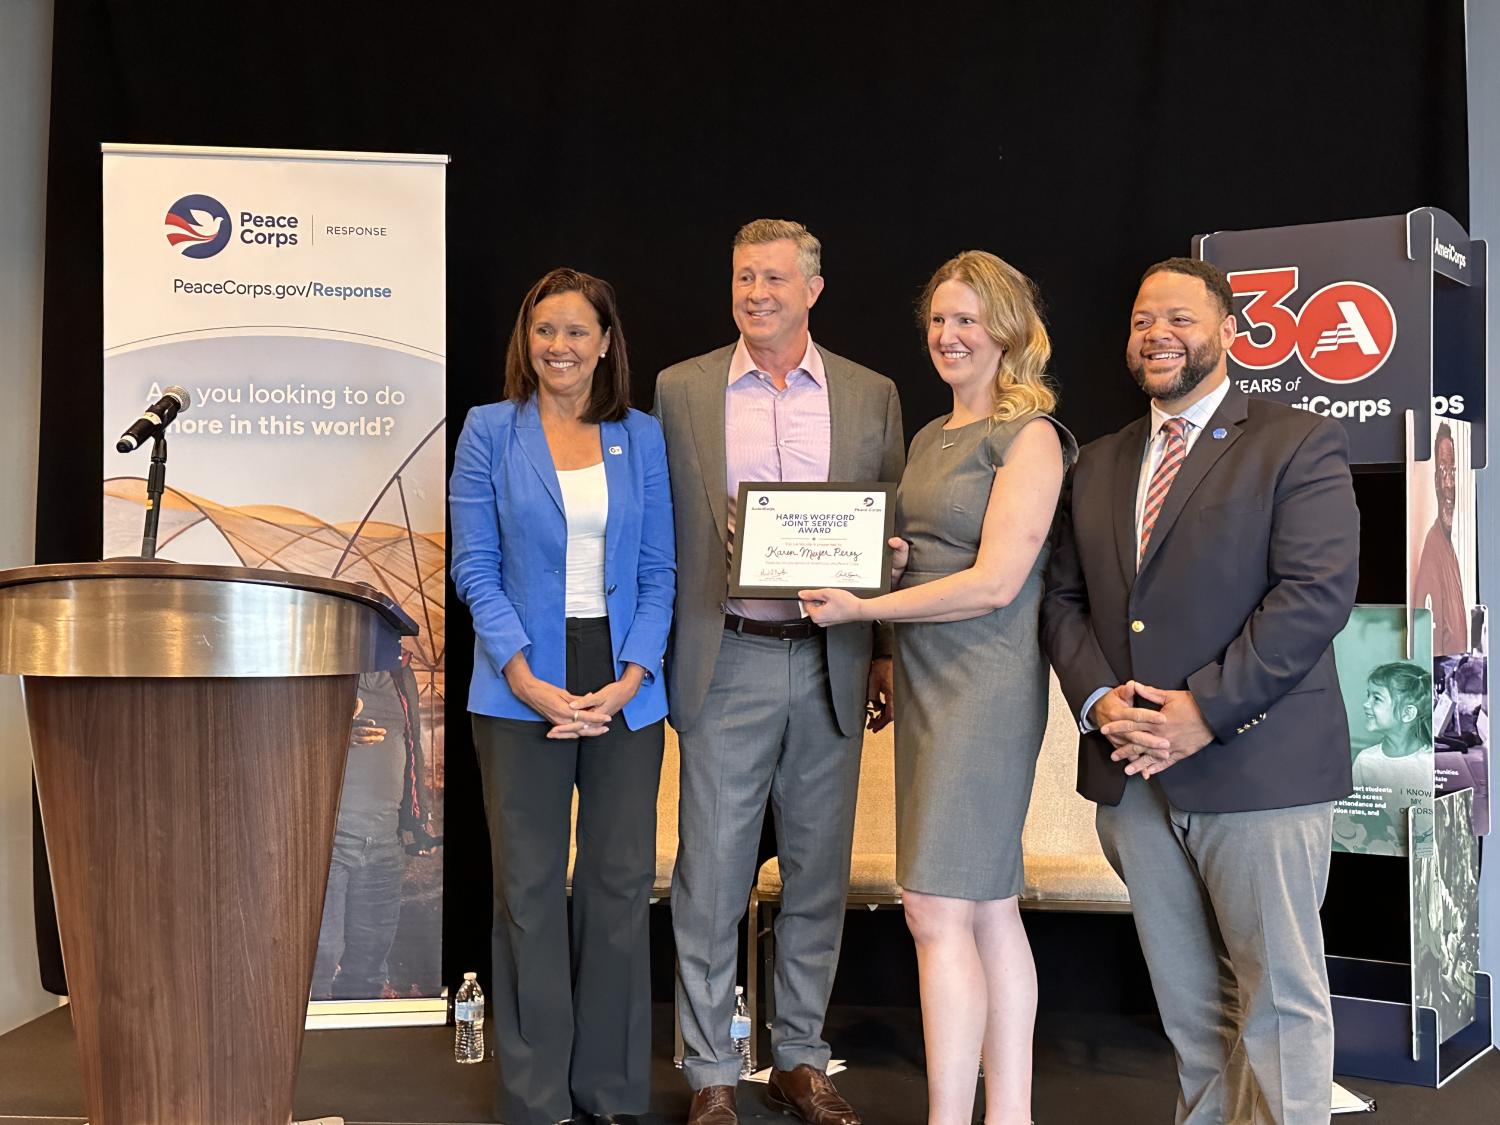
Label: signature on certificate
xmin=759 ymin=566 xmax=790 ymax=581
xmin=765 ymin=545 xmax=863 ymax=563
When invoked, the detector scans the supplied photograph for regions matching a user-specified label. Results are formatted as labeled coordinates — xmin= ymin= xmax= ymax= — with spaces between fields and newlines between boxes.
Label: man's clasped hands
xmin=1090 ymin=681 xmax=1216 ymax=779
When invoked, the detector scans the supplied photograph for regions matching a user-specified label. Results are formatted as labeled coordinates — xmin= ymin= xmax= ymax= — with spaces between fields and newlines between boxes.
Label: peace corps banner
xmin=102 ymin=144 xmax=448 ymax=1026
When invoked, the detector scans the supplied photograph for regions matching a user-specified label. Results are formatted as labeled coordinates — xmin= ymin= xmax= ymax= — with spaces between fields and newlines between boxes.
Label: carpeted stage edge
xmin=1 ymin=1001 xmax=1497 ymax=1124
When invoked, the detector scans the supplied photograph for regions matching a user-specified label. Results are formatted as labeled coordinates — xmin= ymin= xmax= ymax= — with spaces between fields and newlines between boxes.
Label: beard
xmin=1129 ymin=336 xmax=1223 ymax=402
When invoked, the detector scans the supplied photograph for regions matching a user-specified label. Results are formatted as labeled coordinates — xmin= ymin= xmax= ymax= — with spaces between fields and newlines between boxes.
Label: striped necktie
xmin=1139 ymin=416 xmax=1190 ymax=565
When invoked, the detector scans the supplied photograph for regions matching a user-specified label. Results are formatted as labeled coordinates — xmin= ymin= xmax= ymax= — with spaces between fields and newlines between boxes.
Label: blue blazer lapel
xmin=600 ymin=417 xmax=628 ymax=561
xmin=516 ymin=398 xmax=565 ymax=518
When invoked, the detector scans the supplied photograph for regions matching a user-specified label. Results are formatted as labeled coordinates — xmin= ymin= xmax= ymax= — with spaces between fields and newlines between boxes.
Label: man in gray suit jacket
xmin=654 ymin=219 xmax=904 ymax=1125
xmin=1042 ymin=258 xmax=1359 ymax=1124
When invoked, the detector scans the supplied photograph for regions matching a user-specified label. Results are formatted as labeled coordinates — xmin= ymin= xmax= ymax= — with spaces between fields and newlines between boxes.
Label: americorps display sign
xmin=1194 ymin=209 xmax=1484 ymax=467
xmin=102 ymin=143 xmax=448 ymax=1026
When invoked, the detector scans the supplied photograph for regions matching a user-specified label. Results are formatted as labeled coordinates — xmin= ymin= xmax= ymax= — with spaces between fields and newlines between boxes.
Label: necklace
xmin=941 ymin=414 xmax=979 ymax=450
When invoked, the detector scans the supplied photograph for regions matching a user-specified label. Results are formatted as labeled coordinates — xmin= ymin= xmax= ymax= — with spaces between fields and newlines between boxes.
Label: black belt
xmin=723 ymin=612 xmax=822 ymax=640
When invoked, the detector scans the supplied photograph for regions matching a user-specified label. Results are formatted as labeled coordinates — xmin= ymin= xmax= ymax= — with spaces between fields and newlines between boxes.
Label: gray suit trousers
xmin=1096 ymin=776 xmax=1335 ymax=1125
xmin=672 ymin=629 xmax=863 ymax=1088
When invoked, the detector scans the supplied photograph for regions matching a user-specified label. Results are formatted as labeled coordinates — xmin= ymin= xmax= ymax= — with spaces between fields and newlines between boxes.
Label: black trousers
xmin=473 ymin=617 xmax=664 ymax=1125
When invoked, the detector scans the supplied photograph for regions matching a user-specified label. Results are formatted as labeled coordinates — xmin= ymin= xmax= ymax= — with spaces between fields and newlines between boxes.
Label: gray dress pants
xmin=1096 ymin=775 xmax=1336 ymax=1125
xmin=672 ymin=629 xmax=863 ymax=1089
xmin=473 ymin=617 xmax=664 ymax=1125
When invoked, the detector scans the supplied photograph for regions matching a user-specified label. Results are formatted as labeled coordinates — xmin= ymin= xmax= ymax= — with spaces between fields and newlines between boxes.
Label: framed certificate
xmin=728 ymin=481 xmax=897 ymax=599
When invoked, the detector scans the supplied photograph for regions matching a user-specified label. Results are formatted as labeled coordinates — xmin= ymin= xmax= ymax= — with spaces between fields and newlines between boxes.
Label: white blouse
xmin=557 ymin=462 xmax=608 ymax=618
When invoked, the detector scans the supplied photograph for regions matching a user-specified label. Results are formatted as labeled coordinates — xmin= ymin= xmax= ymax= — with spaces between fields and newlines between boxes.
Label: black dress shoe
xmin=586 ymin=1115 xmax=641 ymax=1125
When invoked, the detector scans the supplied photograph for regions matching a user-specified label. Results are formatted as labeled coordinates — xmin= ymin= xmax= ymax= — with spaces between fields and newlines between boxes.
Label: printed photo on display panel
xmin=1408 ymin=416 xmax=1477 ymax=659
xmin=1409 ymin=787 xmax=1480 ymax=1047
xmin=1332 ymin=607 xmax=1434 ymax=858
xmin=1434 ymin=606 xmax=1489 ymax=836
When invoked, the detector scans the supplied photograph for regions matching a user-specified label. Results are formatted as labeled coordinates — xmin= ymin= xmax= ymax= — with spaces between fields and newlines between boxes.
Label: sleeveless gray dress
xmin=893 ymin=412 xmax=1077 ymax=900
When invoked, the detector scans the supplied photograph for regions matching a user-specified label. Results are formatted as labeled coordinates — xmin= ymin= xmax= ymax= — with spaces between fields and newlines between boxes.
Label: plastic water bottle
xmin=731 ymin=985 xmax=753 ymax=1078
xmin=455 ymin=972 xmax=485 ymax=1064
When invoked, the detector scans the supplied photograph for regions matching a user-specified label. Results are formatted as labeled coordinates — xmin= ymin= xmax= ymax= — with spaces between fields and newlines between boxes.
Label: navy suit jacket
xmin=1041 ymin=385 xmax=1360 ymax=813
xmin=450 ymin=398 xmax=676 ymax=729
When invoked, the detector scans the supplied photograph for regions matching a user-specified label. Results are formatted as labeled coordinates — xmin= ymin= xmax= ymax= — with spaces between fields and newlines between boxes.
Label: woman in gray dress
xmin=800 ymin=251 xmax=1073 ymax=1125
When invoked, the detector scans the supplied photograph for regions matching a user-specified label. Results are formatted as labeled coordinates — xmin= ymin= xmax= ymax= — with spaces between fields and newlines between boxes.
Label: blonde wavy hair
xmin=918 ymin=250 xmax=1056 ymax=422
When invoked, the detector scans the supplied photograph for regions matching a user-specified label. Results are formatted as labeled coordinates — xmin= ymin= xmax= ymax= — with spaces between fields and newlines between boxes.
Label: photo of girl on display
xmin=1342 ymin=663 xmax=1434 ymax=855
xmin=1332 ymin=607 xmax=1435 ymax=857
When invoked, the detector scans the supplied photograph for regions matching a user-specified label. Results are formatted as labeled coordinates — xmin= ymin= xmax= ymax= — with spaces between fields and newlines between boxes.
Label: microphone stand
xmin=139 ymin=432 xmax=169 ymax=560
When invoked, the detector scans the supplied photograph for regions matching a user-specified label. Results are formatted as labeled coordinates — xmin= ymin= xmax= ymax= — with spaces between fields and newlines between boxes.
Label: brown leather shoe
xmin=765 ymin=1065 xmax=861 ymax=1125
xmin=687 ymin=1085 xmax=738 ymax=1125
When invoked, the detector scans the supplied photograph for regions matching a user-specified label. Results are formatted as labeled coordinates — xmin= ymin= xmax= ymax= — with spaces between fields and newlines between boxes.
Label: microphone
xmin=116 ymin=386 xmax=191 ymax=453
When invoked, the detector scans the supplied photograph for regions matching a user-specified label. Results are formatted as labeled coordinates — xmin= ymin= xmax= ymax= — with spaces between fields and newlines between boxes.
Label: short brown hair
xmin=1140 ymin=256 xmax=1235 ymax=319
xmin=918 ymin=250 xmax=1057 ymax=422
xmin=732 ymin=218 xmax=822 ymax=279
xmin=504 ymin=268 xmax=631 ymax=422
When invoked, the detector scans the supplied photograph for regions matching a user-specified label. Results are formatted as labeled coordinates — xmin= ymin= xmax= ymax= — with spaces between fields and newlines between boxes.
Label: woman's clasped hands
xmin=504 ymin=661 xmax=645 ymax=740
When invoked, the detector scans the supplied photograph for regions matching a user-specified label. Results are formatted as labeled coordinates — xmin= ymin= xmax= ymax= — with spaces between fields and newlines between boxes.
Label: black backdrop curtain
xmin=35 ymin=0 xmax=1469 ymax=994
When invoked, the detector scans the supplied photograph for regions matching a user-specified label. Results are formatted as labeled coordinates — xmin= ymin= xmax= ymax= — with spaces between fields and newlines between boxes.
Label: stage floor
xmin=1 ymin=1003 xmax=1497 ymax=1123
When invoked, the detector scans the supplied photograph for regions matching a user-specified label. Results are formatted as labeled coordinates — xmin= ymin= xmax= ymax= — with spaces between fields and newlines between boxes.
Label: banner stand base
xmin=1329 ymin=957 xmax=1493 ymax=1087
xmin=306 ymin=993 xmax=448 ymax=1031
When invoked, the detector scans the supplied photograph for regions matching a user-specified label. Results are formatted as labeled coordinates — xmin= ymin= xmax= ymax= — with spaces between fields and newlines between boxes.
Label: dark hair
xmin=1140 ymin=256 xmax=1235 ymax=319
xmin=504 ymin=268 xmax=631 ymax=422
xmin=1368 ymin=661 xmax=1434 ymax=747
xmin=1436 ymin=421 xmax=1454 ymax=451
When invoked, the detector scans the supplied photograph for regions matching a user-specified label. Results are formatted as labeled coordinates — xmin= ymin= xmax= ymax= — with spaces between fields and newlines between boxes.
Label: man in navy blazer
xmin=1042 ymin=257 xmax=1359 ymax=1124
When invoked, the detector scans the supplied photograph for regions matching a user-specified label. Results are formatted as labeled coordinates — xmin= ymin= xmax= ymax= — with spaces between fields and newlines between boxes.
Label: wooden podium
xmin=0 ymin=562 xmax=418 ymax=1125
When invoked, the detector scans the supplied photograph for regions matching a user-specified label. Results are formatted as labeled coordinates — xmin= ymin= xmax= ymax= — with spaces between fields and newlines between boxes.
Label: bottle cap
xmin=463 ymin=972 xmax=477 ymax=980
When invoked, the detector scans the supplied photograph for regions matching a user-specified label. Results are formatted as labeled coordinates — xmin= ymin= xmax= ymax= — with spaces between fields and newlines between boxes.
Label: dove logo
xmin=164 ymin=194 xmax=232 ymax=259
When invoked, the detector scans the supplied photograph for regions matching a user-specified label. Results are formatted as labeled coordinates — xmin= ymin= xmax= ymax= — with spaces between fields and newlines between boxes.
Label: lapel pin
xmin=1212 ymin=427 xmax=1227 ymax=440
xmin=608 ymin=445 xmax=622 ymax=455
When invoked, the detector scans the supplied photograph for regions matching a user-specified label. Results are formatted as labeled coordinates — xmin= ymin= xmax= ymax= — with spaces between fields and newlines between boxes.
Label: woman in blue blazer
xmin=450 ymin=268 xmax=675 ymax=1125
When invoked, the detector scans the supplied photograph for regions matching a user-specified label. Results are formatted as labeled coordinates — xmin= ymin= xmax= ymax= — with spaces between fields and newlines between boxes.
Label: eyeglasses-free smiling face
xmin=528 ymin=290 xmax=611 ymax=398
xmin=926 ymin=279 xmax=1006 ymax=394
xmin=731 ymin=238 xmax=824 ymax=356
xmin=1126 ymin=270 xmax=1235 ymax=405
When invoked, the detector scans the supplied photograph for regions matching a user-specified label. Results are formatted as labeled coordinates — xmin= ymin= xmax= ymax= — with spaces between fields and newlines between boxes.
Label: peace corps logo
xmin=1228 ymin=267 xmax=1397 ymax=385
xmin=163 ymin=194 xmax=232 ymax=259
xmin=862 ymin=496 xmax=874 ymax=507
xmin=758 ymin=495 xmax=770 ymax=506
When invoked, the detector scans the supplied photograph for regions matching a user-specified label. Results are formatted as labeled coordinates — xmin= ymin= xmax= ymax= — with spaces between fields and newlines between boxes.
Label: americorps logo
xmin=1228 ymin=266 xmax=1398 ymax=385
xmin=164 ymin=194 xmax=232 ymax=259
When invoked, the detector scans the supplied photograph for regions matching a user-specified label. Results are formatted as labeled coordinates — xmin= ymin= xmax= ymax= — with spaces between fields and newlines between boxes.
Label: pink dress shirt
xmin=724 ymin=335 xmax=831 ymax=621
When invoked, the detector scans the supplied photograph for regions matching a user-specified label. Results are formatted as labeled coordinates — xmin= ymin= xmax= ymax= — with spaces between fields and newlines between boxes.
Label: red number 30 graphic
xmin=1228 ymin=266 xmax=1398 ymax=385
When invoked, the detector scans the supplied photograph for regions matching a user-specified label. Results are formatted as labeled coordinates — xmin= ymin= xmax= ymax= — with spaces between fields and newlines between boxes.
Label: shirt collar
xmin=1149 ymin=376 xmax=1231 ymax=441
xmin=728 ymin=335 xmax=826 ymax=388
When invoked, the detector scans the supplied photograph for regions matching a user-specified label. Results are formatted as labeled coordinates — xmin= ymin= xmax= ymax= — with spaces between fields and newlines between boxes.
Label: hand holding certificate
xmin=728 ymin=482 xmax=897 ymax=599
